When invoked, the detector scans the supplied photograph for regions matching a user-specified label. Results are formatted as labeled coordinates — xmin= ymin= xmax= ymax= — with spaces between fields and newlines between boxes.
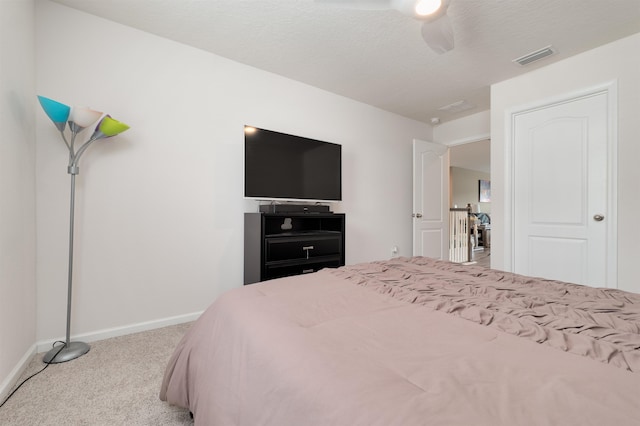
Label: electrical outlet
xmin=391 ymin=246 xmax=399 ymax=257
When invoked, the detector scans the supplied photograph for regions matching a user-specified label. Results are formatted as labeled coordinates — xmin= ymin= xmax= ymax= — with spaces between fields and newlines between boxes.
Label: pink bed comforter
xmin=160 ymin=257 xmax=640 ymax=425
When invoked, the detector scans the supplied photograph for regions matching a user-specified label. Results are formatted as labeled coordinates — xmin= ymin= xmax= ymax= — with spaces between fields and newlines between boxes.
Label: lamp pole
xmin=42 ymin=166 xmax=91 ymax=364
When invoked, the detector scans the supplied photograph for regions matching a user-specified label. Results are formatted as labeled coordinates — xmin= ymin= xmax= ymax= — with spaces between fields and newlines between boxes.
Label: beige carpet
xmin=0 ymin=323 xmax=194 ymax=425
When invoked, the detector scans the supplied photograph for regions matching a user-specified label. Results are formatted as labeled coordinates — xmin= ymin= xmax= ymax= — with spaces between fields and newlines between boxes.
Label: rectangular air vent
xmin=512 ymin=45 xmax=556 ymax=66
xmin=437 ymin=99 xmax=475 ymax=113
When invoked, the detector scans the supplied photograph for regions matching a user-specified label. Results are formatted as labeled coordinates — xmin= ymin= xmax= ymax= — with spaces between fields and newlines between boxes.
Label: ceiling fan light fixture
xmin=392 ymin=0 xmax=443 ymax=19
xmin=317 ymin=0 xmax=455 ymax=53
xmin=415 ymin=0 xmax=442 ymax=16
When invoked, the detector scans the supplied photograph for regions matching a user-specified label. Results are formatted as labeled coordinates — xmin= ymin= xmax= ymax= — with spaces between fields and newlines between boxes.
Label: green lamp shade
xmin=38 ymin=96 xmax=71 ymax=128
xmin=88 ymin=115 xmax=130 ymax=141
xmin=98 ymin=115 xmax=130 ymax=137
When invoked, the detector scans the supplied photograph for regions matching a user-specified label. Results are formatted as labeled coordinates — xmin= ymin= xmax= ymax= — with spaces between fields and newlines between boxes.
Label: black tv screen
xmin=244 ymin=126 xmax=342 ymax=202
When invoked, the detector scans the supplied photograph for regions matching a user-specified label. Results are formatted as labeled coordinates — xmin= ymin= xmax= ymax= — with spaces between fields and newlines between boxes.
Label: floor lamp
xmin=37 ymin=96 xmax=130 ymax=364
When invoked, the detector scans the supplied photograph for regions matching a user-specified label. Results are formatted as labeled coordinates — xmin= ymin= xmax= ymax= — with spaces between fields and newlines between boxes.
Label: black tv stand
xmin=244 ymin=212 xmax=345 ymax=284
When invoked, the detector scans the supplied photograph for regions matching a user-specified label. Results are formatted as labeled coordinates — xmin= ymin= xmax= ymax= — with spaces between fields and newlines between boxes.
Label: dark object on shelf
xmin=244 ymin=212 xmax=345 ymax=284
xmin=259 ymin=204 xmax=331 ymax=214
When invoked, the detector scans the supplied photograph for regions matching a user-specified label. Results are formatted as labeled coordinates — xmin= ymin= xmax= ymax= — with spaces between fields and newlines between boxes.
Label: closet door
xmin=513 ymin=91 xmax=610 ymax=287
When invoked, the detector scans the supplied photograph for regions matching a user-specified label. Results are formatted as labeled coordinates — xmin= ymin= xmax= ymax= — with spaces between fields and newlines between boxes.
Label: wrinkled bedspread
xmin=333 ymin=257 xmax=640 ymax=372
xmin=160 ymin=257 xmax=640 ymax=425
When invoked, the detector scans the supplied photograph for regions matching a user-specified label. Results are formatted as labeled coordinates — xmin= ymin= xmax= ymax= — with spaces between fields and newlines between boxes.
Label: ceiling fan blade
xmin=421 ymin=13 xmax=454 ymax=54
xmin=314 ymin=0 xmax=394 ymax=10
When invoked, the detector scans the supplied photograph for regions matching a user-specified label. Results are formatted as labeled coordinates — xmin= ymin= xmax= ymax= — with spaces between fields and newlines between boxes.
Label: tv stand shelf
xmin=244 ymin=212 xmax=345 ymax=284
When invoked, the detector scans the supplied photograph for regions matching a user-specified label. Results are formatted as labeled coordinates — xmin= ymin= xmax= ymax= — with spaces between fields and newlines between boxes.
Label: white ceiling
xmin=51 ymin=0 xmax=640 ymax=124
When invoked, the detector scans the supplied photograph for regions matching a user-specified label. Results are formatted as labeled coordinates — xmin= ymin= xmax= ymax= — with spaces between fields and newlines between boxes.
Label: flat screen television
xmin=244 ymin=126 xmax=342 ymax=202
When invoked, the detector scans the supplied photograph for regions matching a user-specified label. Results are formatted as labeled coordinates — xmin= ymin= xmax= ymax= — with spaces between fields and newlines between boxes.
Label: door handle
xmin=412 ymin=213 xmax=423 ymax=218
xmin=593 ymin=214 xmax=604 ymax=222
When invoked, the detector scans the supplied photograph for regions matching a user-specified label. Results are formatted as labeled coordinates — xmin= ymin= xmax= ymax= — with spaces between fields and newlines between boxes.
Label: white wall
xmin=433 ymin=110 xmax=490 ymax=146
xmin=450 ymin=167 xmax=491 ymax=214
xmin=491 ymin=32 xmax=640 ymax=294
xmin=0 ymin=0 xmax=37 ymax=399
xmin=35 ymin=1 xmax=432 ymax=343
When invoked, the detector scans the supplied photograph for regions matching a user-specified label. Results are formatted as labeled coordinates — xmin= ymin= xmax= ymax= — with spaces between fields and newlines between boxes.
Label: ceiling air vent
xmin=512 ymin=45 xmax=556 ymax=66
xmin=437 ymin=99 xmax=475 ymax=113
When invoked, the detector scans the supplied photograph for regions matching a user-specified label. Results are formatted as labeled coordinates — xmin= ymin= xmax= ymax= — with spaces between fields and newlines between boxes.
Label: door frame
xmin=504 ymin=80 xmax=618 ymax=287
xmin=413 ymin=134 xmax=490 ymax=260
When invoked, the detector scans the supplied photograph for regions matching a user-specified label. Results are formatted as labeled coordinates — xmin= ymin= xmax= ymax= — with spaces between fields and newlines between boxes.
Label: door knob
xmin=593 ymin=214 xmax=604 ymax=221
xmin=412 ymin=213 xmax=423 ymax=218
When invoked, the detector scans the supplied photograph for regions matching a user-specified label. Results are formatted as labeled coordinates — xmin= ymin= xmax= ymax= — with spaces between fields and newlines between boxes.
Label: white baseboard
xmin=35 ymin=311 xmax=203 ymax=354
xmin=0 ymin=343 xmax=37 ymax=403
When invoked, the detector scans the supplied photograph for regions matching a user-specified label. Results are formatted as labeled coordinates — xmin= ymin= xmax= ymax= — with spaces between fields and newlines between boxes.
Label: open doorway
xmin=449 ymin=139 xmax=491 ymax=267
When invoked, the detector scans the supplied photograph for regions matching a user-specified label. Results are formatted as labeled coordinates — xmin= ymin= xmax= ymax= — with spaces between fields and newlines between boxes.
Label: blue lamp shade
xmin=37 ymin=96 xmax=71 ymax=132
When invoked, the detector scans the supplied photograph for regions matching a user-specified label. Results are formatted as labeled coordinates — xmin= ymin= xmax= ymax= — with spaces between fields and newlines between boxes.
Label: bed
xmin=160 ymin=257 xmax=640 ymax=425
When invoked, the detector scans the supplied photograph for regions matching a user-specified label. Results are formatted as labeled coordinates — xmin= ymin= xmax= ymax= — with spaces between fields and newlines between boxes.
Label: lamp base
xmin=42 ymin=341 xmax=90 ymax=364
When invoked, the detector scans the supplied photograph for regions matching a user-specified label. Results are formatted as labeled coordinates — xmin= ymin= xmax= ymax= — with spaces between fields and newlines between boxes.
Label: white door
xmin=513 ymin=91 xmax=611 ymax=287
xmin=413 ymin=139 xmax=449 ymax=259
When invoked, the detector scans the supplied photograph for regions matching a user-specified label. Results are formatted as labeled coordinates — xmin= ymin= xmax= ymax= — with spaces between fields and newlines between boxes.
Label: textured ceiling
xmin=51 ymin=0 xmax=640 ymax=124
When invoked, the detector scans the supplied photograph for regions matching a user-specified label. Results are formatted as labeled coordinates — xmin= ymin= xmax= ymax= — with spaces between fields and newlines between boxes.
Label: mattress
xmin=160 ymin=257 xmax=640 ymax=425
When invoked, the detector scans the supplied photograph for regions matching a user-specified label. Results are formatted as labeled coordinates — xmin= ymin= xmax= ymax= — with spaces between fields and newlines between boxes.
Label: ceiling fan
xmin=316 ymin=0 xmax=454 ymax=54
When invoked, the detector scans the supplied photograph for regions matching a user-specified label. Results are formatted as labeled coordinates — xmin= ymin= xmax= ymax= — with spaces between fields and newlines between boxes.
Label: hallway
xmin=472 ymin=248 xmax=491 ymax=268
